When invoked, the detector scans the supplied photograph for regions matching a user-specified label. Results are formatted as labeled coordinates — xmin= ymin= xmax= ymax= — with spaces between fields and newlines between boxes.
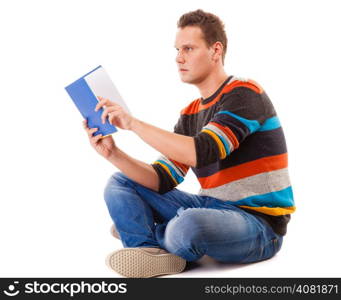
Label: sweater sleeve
xmin=193 ymin=86 xmax=267 ymax=169
xmin=150 ymin=117 xmax=190 ymax=194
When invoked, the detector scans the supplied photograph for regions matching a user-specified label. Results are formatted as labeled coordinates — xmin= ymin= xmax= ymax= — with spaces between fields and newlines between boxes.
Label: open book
xmin=65 ymin=65 xmax=130 ymax=138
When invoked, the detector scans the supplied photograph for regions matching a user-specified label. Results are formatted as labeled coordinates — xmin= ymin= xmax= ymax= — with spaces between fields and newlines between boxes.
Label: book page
xmin=84 ymin=66 xmax=132 ymax=115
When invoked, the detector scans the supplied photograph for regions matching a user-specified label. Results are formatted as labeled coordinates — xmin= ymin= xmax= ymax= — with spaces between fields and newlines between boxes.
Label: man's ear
xmin=211 ymin=41 xmax=223 ymax=63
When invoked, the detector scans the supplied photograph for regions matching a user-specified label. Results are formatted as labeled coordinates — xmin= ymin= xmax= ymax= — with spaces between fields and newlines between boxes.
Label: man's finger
xmin=95 ymin=98 xmax=109 ymax=111
xmin=87 ymin=127 xmax=98 ymax=137
xmin=101 ymin=106 xmax=117 ymax=124
xmin=89 ymin=127 xmax=98 ymax=133
xmin=92 ymin=133 xmax=103 ymax=143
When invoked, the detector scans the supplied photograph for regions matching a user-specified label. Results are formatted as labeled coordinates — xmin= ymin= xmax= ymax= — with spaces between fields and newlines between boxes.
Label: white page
xmin=85 ymin=66 xmax=132 ymax=115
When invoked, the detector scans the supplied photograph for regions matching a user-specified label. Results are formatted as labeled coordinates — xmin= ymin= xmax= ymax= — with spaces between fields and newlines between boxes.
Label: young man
xmin=83 ymin=9 xmax=295 ymax=278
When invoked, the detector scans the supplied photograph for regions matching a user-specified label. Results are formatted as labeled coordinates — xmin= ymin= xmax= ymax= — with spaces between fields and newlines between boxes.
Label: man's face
xmin=174 ymin=26 xmax=215 ymax=84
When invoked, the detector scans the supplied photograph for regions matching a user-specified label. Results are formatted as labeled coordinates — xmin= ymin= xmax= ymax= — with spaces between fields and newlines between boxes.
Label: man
xmin=83 ymin=9 xmax=295 ymax=278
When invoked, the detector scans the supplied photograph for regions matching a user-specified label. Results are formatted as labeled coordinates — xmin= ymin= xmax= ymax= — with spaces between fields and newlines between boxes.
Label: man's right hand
xmin=82 ymin=119 xmax=116 ymax=159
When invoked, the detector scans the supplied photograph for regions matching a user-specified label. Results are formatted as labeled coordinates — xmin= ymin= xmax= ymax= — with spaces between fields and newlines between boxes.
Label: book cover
xmin=65 ymin=65 xmax=130 ymax=138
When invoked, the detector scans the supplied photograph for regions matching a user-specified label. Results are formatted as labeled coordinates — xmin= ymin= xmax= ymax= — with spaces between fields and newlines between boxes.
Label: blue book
xmin=65 ymin=65 xmax=130 ymax=138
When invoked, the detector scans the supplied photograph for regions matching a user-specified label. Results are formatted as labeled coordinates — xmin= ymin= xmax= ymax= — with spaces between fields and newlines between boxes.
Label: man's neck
xmin=196 ymin=69 xmax=229 ymax=100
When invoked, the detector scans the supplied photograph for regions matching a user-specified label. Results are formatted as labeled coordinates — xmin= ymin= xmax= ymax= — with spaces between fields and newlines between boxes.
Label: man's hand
xmin=95 ymin=96 xmax=137 ymax=130
xmin=82 ymin=119 xmax=116 ymax=159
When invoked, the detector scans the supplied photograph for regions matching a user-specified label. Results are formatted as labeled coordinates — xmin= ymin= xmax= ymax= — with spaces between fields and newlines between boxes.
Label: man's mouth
xmin=180 ymin=69 xmax=188 ymax=72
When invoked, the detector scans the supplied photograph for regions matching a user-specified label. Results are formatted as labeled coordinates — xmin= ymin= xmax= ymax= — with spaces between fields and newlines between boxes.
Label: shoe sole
xmin=106 ymin=248 xmax=186 ymax=278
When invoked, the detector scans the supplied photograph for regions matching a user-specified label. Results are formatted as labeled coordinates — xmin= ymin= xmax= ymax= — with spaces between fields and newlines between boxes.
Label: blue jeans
xmin=103 ymin=172 xmax=283 ymax=263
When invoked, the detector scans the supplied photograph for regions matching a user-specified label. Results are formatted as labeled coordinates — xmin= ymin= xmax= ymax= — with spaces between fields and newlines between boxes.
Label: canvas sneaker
xmin=106 ymin=247 xmax=186 ymax=278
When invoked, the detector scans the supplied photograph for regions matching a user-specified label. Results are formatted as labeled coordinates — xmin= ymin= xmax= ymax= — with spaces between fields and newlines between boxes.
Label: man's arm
xmin=95 ymin=97 xmax=197 ymax=168
xmin=105 ymin=146 xmax=160 ymax=191
xmin=131 ymin=119 xmax=197 ymax=167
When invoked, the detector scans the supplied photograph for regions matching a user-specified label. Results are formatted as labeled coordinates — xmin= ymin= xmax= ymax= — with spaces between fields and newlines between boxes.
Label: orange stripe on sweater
xmin=198 ymin=153 xmax=288 ymax=188
xmin=180 ymin=99 xmax=201 ymax=115
xmin=238 ymin=205 xmax=296 ymax=216
xmin=181 ymin=80 xmax=263 ymax=115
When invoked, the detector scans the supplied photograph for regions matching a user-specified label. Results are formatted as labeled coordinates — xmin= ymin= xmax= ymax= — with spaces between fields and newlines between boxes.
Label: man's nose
xmin=176 ymin=52 xmax=185 ymax=64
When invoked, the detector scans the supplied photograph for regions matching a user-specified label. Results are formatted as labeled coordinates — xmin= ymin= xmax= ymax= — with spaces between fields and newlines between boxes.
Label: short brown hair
xmin=177 ymin=9 xmax=227 ymax=64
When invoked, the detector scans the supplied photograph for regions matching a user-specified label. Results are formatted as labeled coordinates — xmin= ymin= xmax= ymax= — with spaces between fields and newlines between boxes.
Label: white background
xmin=1 ymin=0 xmax=340 ymax=277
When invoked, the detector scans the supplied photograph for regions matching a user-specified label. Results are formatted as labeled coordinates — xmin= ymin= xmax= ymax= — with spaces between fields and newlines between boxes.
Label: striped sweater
xmin=151 ymin=76 xmax=295 ymax=235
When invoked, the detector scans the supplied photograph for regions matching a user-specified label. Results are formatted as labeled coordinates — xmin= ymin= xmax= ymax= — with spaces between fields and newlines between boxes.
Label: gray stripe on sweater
xmin=198 ymin=168 xmax=291 ymax=202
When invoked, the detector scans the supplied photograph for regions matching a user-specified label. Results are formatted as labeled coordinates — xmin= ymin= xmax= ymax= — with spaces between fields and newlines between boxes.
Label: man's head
xmin=175 ymin=9 xmax=227 ymax=84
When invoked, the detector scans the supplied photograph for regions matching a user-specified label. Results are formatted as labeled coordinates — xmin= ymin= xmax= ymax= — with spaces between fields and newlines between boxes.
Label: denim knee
xmin=163 ymin=208 xmax=207 ymax=261
xmin=106 ymin=172 xmax=130 ymax=188
xmin=103 ymin=172 xmax=131 ymax=211
xmin=104 ymin=171 xmax=129 ymax=193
